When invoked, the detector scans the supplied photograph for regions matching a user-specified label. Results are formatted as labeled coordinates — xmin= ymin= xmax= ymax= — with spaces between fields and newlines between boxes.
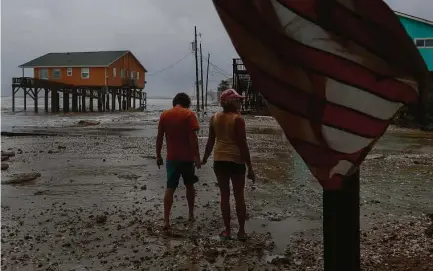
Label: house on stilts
xmin=12 ymin=50 xmax=147 ymax=113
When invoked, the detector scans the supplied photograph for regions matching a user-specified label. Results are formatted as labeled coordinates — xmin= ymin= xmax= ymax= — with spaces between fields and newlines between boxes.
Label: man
xmin=156 ymin=93 xmax=201 ymax=230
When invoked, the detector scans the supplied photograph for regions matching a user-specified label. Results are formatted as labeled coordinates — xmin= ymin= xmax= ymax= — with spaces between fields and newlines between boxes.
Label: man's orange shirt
xmin=158 ymin=106 xmax=200 ymax=161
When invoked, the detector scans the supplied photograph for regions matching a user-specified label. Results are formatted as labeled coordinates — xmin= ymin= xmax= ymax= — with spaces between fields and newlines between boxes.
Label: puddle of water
xmin=247 ymin=217 xmax=321 ymax=253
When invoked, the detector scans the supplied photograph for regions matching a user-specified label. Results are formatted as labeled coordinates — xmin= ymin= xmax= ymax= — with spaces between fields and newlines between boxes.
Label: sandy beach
xmin=1 ymin=109 xmax=433 ymax=270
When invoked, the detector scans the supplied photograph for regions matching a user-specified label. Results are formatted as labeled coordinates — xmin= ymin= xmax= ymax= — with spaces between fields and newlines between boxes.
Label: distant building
xmin=13 ymin=50 xmax=147 ymax=113
xmin=19 ymin=50 xmax=147 ymax=88
xmin=396 ymin=11 xmax=433 ymax=71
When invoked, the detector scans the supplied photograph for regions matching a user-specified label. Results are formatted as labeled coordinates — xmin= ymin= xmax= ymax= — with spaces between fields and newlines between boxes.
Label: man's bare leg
xmin=185 ymin=183 xmax=195 ymax=221
xmin=164 ymin=188 xmax=175 ymax=229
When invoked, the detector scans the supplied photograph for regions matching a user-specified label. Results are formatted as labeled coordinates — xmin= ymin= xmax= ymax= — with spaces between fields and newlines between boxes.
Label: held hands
xmin=195 ymin=157 xmax=202 ymax=169
xmin=156 ymin=156 xmax=164 ymax=169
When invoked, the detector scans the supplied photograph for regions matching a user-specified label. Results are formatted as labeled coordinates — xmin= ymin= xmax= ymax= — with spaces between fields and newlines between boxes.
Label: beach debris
xmin=1 ymin=156 xmax=9 ymax=161
xmin=47 ymin=150 xmax=59 ymax=154
xmin=57 ymin=145 xmax=66 ymax=149
xmin=34 ymin=190 xmax=50 ymax=195
xmin=140 ymin=185 xmax=147 ymax=190
xmin=1 ymin=151 xmax=15 ymax=157
xmin=77 ymin=120 xmax=100 ymax=126
xmin=117 ymin=174 xmax=140 ymax=180
xmin=95 ymin=215 xmax=108 ymax=224
xmin=1 ymin=163 xmax=9 ymax=170
xmin=366 ymin=154 xmax=385 ymax=160
xmin=2 ymin=172 xmax=41 ymax=184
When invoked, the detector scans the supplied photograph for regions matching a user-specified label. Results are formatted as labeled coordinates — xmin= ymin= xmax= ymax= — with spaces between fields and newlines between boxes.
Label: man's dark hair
xmin=172 ymin=92 xmax=191 ymax=108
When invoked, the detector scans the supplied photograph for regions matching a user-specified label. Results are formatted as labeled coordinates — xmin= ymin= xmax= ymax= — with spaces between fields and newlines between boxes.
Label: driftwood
xmin=2 ymin=173 xmax=41 ymax=184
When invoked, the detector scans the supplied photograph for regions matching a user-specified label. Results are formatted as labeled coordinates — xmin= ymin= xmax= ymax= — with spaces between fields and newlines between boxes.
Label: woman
xmin=202 ymin=89 xmax=255 ymax=240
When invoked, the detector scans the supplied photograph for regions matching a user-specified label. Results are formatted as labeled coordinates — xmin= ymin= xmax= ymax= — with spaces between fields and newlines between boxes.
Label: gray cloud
xmin=2 ymin=0 xmax=432 ymax=97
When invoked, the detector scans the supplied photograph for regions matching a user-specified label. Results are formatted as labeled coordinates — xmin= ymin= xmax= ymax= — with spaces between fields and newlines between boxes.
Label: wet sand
xmin=1 ymin=112 xmax=433 ymax=270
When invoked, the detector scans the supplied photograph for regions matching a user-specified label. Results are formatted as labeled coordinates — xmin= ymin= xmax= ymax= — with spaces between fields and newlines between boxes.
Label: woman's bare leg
xmin=215 ymin=168 xmax=231 ymax=234
xmin=232 ymin=173 xmax=246 ymax=236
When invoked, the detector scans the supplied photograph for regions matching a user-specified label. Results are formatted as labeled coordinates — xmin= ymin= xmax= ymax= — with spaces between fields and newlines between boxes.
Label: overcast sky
xmin=1 ymin=0 xmax=432 ymax=97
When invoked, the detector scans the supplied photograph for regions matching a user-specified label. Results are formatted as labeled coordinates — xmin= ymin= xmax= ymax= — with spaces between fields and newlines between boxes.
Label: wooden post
xmin=106 ymin=90 xmax=110 ymax=111
xmin=24 ymin=87 xmax=27 ymax=111
xmin=323 ymin=170 xmax=360 ymax=271
xmin=205 ymin=53 xmax=210 ymax=108
xmin=200 ymin=42 xmax=204 ymax=111
xmin=111 ymin=89 xmax=116 ymax=112
xmin=117 ymin=89 xmax=122 ymax=111
xmin=133 ymin=89 xmax=136 ymax=108
xmin=34 ymin=88 xmax=39 ymax=113
xmin=89 ymin=90 xmax=94 ymax=112
xmin=82 ymin=89 xmax=86 ymax=112
xmin=45 ymin=89 xmax=49 ymax=112
xmin=144 ymin=92 xmax=147 ymax=110
xmin=98 ymin=90 xmax=103 ymax=112
xmin=138 ymin=91 xmax=142 ymax=108
xmin=63 ymin=91 xmax=69 ymax=113
xmin=12 ymin=87 xmax=16 ymax=112
xmin=122 ymin=89 xmax=127 ymax=111
xmin=72 ymin=89 xmax=78 ymax=112
xmin=56 ymin=90 xmax=60 ymax=112
xmin=51 ymin=89 xmax=57 ymax=113
xmin=194 ymin=26 xmax=200 ymax=112
xmin=126 ymin=89 xmax=130 ymax=110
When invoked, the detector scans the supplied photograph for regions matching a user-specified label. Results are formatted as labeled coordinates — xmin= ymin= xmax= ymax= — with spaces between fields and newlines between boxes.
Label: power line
xmin=202 ymin=55 xmax=232 ymax=77
xmin=147 ymin=52 xmax=193 ymax=76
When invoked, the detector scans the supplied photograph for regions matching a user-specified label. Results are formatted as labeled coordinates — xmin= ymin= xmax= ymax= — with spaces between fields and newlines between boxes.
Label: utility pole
xmin=194 ymin=26 xmax=200 ymax=112
xmin=205 ymin=53 xmax=210 ymax=108
xmin=200 ymin=42 xmax=204 ymax=111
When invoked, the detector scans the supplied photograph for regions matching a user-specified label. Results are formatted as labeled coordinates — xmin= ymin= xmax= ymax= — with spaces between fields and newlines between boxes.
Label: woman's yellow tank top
xmin=213 ymin=112 xmax=243 ymax=163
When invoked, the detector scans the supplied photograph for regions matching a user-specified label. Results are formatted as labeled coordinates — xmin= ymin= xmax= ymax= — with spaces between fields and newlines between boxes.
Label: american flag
xmin=213 ymin=0 xmax=429 ymax=190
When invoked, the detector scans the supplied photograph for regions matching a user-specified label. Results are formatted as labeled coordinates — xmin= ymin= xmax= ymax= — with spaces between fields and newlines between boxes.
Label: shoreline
xmin=1 ymin=113 xmax=432 ymax=270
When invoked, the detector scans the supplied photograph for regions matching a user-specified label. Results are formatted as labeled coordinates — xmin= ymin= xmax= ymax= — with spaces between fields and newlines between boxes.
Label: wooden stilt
xmin=45 ymin=89 xmax=49 ymax=112
xmin=98 ymin=90 xmax=103 ymax=112
xmin=12 ymin=87 xmax=16 ymax=112
xmin=117 ymin=89 xmax=122 ymax=111
xmin=63 ymin=91 xmax=70 ymax=113
xmin=106 ymin=90 xmax=110 ymax=111
xmin=144 ymin=92 xmax=147 ymax=110
xmin=133 ymin=89 xmax=137 ymax=108
xmin=24 ymin=87 xmax=27 ymax=111
xmin=34 ymin=88 xmax=39 ymax=113
xmin=51 ymin=89 xmax=57 ymax=113
xmin=72 ymin=89 xmax=78 ymax=112
xmin=111 ymin=89 xmax=116 ymax=112
xmin=89 ymin=90 xmax=94 ymax=112
xmin=56 ymin=90 xmax=60 ymax=112
xmin=82 ymin=89 xmax=86 ymax=112
xmin=323 ymin=170 xmax=360 ymax=271
xmin=122 ymin=89 xmax=127 ymax=111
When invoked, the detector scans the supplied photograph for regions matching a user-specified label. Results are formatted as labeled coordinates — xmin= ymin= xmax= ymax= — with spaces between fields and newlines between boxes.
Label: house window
xmin=67 ymin=68 xmax=72 ymax=76
xmin=415 ymin=38 xmax=433 ymax=48
xmin=120 ymin=68 xmax=125 ymax=78
xmin=39 ymin=69 xmax=49 ymax=80
xmin=52 ymin=69 xmax=61 ymax=80
xmin=130 ymin=71 xmax=134 ymax=79
xmin=137 ymin=72 xmax=140 ymax=80
xmin=81 ymin=68 xmax=90 ymax=79
xmin=113 ymin=68 xmax=117 ymax=77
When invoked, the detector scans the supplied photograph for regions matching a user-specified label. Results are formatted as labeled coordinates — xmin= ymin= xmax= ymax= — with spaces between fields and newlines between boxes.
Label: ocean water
xmin=0 ymin=96 xmax=174 ymax=132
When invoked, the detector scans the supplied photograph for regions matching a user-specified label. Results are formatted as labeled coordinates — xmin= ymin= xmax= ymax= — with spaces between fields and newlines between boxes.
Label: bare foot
xmin=163 ymin=224 xmax=170 ymax=232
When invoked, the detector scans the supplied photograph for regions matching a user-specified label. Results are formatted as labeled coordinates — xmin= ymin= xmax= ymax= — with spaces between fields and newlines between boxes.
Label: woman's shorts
xmin=213 ymin=161 xmax=246 ymax=175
